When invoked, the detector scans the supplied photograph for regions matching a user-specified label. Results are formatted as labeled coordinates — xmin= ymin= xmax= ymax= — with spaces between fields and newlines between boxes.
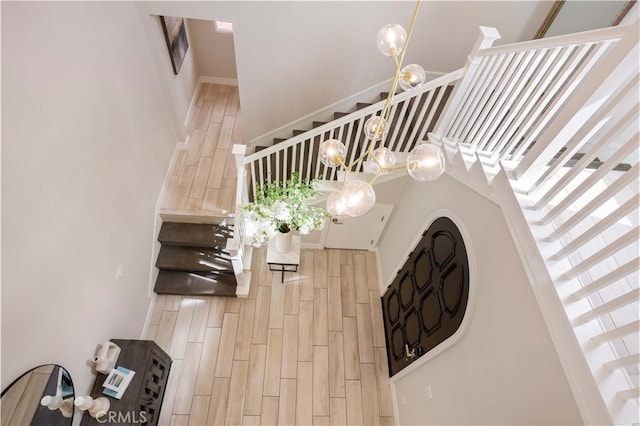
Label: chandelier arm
xmin=341 ymin=166 xmax=350 ymax=186
xmin=373 ymin=0 xmax=422 ymax=151
xmin=384 ymin=163 xmax=410 ymax=171
xmin=368 ymin=170 xmax=385 ymax=185
xmin=372 ymin=152 xmax=384 ymax=170
xmin=342 ymin=138 xmax=375 ymax=173
xmin=402 ymin=0 xmax=422 ymax=63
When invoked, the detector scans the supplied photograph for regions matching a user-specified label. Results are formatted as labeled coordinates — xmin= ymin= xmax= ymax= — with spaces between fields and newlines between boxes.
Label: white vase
xmin=275 ymin=230 xmax=292 ymax=253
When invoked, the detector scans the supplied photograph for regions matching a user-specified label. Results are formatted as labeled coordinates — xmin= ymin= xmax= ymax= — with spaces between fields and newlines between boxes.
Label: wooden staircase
xmin=154 ymin=222 xmax=237 ymax=296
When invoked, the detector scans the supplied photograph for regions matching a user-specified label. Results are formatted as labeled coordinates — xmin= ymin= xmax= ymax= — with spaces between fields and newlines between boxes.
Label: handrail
xmin=478 ymin=22 xmax=627 ymax=56
xmin=244 ymin=70 xmax=464 ymax=164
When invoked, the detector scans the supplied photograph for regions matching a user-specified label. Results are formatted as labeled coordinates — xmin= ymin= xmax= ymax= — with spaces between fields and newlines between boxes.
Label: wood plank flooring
xmin=1 ymin=365 xmax=55 ymax=425
xmin=152 ymin=82 xmax=394 ymax=424
xmin=146 ymin=247 xmax=395 ymax=425
xmin=161 ymin=83 xmax=244 ymax=218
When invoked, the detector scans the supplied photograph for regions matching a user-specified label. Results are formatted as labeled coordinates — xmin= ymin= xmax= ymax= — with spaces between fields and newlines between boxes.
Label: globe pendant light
xmin=363 ymin=147 xmax=396 ymax=174
xmin=377 ymin=24 xmax=407 ymax=57
xmin=406 ymin=143 xmax=446 ymax=181
xmin=399 ymin=64 xmax=426 ymax=91
xmin=342 ymin=180 xmax=376 ymax=217
xmin=364 ymin=116 xmax=386 ymax=141
xmin=319 ymin=139 xmax=347 ymax=168
xmin=326 ymin=190 xmax=349 ymax=218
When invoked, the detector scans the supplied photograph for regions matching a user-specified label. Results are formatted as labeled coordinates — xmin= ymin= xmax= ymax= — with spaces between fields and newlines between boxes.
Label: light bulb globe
xmin=399 ymin=64 xmax=426 ymax=91
xmin=342 ymin=180 xmax=376 ymax=217
xmin=364 ymin=116 xmax=386 ymax=141
xmin=377 ymin=24 xmax=407 ymax=57
xmin=319 ymin=139 xmax=346 ymax=168
xmin=363 ymin=147 xmax=396 ymax=174
xmin=326 ymin=191 xmax=349 ymax=218
xmin=406 ymin=143 xmax=445 ymax=181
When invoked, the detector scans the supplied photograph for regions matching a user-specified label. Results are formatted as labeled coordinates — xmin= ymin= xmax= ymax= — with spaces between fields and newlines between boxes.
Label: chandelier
xmin=319 ymin=0 xmax=445 ymax=218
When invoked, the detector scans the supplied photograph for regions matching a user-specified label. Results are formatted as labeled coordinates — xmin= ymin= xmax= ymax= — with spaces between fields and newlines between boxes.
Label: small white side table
xmin=266 ymin=235 xmax=301 ymax=283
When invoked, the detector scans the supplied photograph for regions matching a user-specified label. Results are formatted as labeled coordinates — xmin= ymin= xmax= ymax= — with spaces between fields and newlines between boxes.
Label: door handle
xmin=332 ymin=219 xmax=343 ymax=224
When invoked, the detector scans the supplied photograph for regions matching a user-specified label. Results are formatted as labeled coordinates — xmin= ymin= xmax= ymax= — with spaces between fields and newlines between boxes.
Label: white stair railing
xmin=242 ymin=70 xmax=462 ymax=196
xmin=433 ymin=24 xmax=634 ymax=167
xmin=433 ymin=21 xmax=639 ymax=425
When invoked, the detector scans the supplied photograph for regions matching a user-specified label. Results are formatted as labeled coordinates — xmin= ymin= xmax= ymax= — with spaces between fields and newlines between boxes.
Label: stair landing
xmin=160 ymin=83 xmax=245 ymax=223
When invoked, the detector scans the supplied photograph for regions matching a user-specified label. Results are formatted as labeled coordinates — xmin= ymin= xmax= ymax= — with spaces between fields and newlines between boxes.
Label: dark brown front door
xmin=381 ymin=216 xmax=470 ymax=376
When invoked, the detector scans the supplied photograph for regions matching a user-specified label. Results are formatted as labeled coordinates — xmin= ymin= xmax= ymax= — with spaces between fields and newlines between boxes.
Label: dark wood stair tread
xmin=156 ymin=245 xmax=233 ymax=272
xmin=158 ymin=222 xmax=232 ymax=248
xmin=154 ymin=270 xmax=237 ymax=296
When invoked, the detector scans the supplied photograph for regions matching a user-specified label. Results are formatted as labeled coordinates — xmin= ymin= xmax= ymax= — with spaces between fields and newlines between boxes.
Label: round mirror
xmin=1 ymin=365 xmax=74 ymax=425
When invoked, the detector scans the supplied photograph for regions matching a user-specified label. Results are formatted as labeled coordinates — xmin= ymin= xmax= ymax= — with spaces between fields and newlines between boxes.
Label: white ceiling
xmin=135 ymin=1 xmax=637 ymax=147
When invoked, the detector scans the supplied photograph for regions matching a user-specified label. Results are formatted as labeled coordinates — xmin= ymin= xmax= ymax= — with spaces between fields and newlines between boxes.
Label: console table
xmin=80 ymin=339 xmax=172 ymax=426
xmin=266 ymin=235 xmax=301 ymax=283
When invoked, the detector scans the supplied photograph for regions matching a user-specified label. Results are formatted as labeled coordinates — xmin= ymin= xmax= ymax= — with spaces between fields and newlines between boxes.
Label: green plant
xmin=242 ymin=172 xmax=330 ymax=247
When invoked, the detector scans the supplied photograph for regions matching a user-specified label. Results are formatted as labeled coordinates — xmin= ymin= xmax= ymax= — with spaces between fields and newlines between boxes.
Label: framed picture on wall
xmin=160 ymin=16 xmax=189 ymax=75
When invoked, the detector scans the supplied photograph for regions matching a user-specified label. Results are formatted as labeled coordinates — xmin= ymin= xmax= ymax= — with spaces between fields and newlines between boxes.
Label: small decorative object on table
xmin=242 ymin=172 xmax=329 ymax=252
xmin=92 ymin=340 xmax=121 ymax=374
xmin=102 ymin=366 xmax=135 ymax=399
xmin=74 ymin=396 xmax=110 ymax=419
xmin=40 ymin=395 xmax=74 ymax=418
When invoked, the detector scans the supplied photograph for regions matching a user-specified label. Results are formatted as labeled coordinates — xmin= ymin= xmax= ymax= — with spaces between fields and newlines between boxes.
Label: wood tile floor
xmin=161 ymin=83 xmax=244 ymax=218
xmin=153 ymin=82 xmax=394 ymax=424
xmin=146 ymin=247 xmax=395 ymax=425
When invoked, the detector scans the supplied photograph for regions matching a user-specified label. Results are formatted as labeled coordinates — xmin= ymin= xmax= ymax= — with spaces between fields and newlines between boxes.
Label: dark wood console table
xmin=80 ymin=339 xmax=172 ymax=426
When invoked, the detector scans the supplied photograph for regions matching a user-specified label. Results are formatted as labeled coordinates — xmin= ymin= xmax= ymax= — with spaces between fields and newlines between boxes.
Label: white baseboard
xmin=300 ymin=242 xmax=324 ymax=250
xmin=184 ymin=91 xmax=197 ymax=129
xmin=200 ymin=76 xmax=238 ymax=86
xmin=184 ymin=76 xmax=239 ymax=128
xmin=140 ymin=141 xmax=185 ymax=339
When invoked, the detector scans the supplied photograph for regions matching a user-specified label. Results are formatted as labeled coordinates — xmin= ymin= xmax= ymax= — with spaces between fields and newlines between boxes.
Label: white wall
xmin=544 ymin=1 xmax=632 ymax=37
xmin=136 ymin=11 xmax=200 ymax=133
xmin=1 ymin=1 xmax=177 ymax=400
xmin=377 ymin=175 xmax=583 ymax=425
xmin=188 ymin=18 xmax=238 ymax=80
xmin=137 ymin=1 xmax=553 ymax=142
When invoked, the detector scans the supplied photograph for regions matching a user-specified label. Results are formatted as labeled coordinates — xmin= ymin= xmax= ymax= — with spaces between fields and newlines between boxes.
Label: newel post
xmin=227 ymin=144 xmax=247 ymax=256
xmin=468 ymin=26 xmax=502 ymax=61
xmin=432 ymin=26 xmax=501 ymax=139
xmin=233 ymin=143 xmax=247 ymax=175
